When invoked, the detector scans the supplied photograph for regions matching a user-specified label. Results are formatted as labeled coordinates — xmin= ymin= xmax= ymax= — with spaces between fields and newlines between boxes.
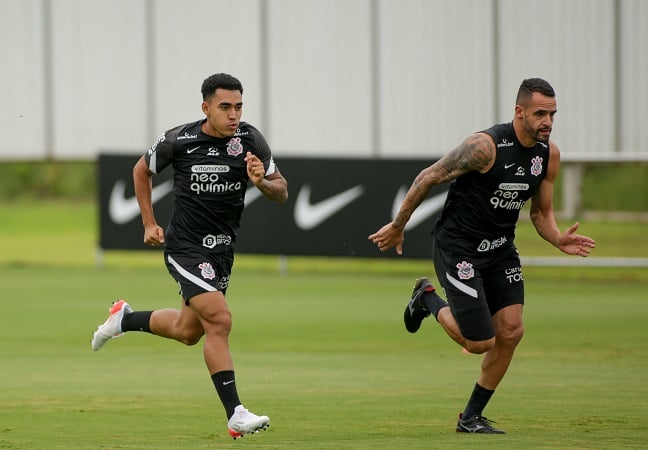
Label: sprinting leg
xmin=188 ymin=291 xmax=269 ymax=439
xmin=148 ymin=300 xmax=204 ymax=346
xmin=477 ymin=304 xmax=524 ymax=390
xmin=457 ymin=304 xmax=524 ymax=434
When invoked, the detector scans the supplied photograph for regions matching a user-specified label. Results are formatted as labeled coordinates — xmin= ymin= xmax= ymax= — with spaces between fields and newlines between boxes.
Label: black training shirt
xmin=144 ymin=120 xmax=277 ymax=253
xmin=434 ymin=122 xmax=550 ymax=254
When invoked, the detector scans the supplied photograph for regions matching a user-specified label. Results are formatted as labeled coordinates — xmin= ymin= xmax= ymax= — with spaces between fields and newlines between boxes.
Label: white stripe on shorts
xmin=167 ymin=255 xmax=217 ymax=292
xmin=445 ymin=273 xmax=478 ymax=298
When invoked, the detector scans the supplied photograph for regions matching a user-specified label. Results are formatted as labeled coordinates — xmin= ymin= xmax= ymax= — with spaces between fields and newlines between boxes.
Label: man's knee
xmin=188 ymin=292 xmax=232 ymax=335
xmin=202 ymin=309 xmax=233 ymax=336
xmin=498 ymin=322 xmax=525 ymax=347
xmin=465 ymin=337 xmax=496 ymax=354
xmin=178 ymin=329 xmax=203 ymax=346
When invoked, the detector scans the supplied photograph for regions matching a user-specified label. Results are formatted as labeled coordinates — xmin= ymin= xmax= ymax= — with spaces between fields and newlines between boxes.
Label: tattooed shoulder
xmin=429 ymin=133 xmax=495 ymax=184
xmin=451 ymin=133 xmax=494 ymax=172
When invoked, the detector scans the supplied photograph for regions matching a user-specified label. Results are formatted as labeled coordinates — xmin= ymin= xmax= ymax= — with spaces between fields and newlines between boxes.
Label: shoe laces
xmin=472 ymin=415 xmax=499 ymax=427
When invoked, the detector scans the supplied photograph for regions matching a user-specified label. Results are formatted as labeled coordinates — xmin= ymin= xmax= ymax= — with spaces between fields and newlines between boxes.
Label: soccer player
xmin=369 ymin=78 xmax=595 ymax=433
xmin=91 ymin=73 xmax=288 ymax=439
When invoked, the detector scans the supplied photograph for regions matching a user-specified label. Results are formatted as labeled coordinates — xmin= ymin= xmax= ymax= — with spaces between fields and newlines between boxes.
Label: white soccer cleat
xmin=91 ymin=300 xmax=132 ymax=351
xmin=227 ymin=405 xmax=270 ymax=439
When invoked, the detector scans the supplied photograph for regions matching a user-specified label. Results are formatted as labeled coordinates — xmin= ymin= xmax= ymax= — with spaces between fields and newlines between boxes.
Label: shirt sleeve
xmin=144 ymin=131 xmax=176 ymax=174
xmin=248 ymin=125 xmax=278 ymax=176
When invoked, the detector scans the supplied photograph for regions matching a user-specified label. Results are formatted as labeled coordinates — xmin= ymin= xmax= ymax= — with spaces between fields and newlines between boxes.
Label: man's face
xmin=517 ymin=92 xmax=557 ymax=144
xmin=202 ymin=88 xmax=243 ymax=138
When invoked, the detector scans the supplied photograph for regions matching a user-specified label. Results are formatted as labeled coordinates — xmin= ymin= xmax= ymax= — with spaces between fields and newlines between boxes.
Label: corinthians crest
xmin=226 ymin=137 xmax=243 ymax=157
xmin=530 ymin=155 xmax=543 ymax=176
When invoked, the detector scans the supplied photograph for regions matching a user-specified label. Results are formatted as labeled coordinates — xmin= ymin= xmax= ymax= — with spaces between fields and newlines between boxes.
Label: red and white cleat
xmin=91 ymin=300 xmax=132 ymax=351
xmin=227 ymin=405 xmax=270 ymax=439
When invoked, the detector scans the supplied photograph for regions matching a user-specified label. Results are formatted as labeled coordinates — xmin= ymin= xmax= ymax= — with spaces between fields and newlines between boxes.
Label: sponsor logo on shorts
xmin=505 ymin=266 xmax=523 ymax=283
xmin=218 ymin=275 xmax=230 ymax=291
xmin=477 ymin=236 xmax=508 ymax=252
xmin=202 ymin=234 xmax=232 ymax=249
xmin=456 ymin=261 xmax=474 ymax=280
xmin=199 ymin=262 xmax=216 ymax=280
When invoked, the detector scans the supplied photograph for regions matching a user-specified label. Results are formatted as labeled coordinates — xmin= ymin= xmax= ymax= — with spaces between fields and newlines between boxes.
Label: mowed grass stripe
xmin=1 ymin=265 xmax=647 ymax=449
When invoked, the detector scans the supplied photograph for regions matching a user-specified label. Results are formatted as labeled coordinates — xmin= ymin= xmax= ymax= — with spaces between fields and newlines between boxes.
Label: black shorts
xmin=164 ymin=249 xmax=234 ymax=304
xmin=432 ymin=238 xmax=524 ymax=341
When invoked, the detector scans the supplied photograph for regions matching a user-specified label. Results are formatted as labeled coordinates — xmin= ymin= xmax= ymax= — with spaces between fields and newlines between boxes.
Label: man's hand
xmin=557 ymin=222 xmax=596 ymax=257
xmin=245 ymin=152 xmax=265 ymax=186
xmin=144 ymin=223 xmax=165 ymax=246
xmin=368 ymin=222 xmax=405 ymax=255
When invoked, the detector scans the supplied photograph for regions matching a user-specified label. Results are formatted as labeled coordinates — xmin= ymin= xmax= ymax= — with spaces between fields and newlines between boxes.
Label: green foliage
xmin=581 ymin=163 xmax=648 ymax=211
xmin=0 ymin=161 xmax=96 ymax=200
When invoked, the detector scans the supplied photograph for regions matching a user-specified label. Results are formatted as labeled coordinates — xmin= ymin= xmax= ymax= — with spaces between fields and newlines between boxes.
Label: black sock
xmin=211 ymin=370 xmax=241 ymax=419
xmin=421 ymin=289 xmax=449 ymax=320
xmin=462 ymin=383 xmax=495 ymax=419
xmin=121 ymin=311 xmax=153 ymax=333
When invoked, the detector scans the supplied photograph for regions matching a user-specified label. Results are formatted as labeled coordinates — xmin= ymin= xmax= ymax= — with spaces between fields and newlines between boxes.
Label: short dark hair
xmin=516 ymin=78 xmax=555 ymax=105
xmin=201 ymin=73 xmax=243 ymax=101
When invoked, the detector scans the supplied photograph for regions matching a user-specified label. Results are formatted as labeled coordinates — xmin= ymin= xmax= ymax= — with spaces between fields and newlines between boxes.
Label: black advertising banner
xmin=98 ymin=154 xmax=447 ymax=259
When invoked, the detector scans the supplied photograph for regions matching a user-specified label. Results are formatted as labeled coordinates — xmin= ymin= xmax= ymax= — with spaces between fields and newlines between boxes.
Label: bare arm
xmin=245 ymin=152 xmax=288 ymax=204
xmin=133 ymin=156 xmax=165 ymax=246
xmin=529 ymin=142 xmax=596 ymax=256
xmin=369 ymin=133 xmax=495 ymax=254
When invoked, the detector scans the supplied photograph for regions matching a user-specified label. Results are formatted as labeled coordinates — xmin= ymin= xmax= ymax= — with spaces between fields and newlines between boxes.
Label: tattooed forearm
xmin=392 ymin=180 xmax=428 ymax=229
xmin=392 ymin=133 xmax=494 ymax=230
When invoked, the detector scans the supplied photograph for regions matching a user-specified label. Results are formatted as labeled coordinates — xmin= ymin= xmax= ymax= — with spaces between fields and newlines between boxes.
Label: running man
xmin=369 ymin=78 xmax=595 ymax=433
xmin=92 ymin=73 xmax=288 ymax=439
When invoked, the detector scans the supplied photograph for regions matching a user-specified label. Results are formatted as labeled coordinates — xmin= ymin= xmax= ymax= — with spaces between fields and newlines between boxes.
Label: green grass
xmin=1 ymin=201 xmax=648 ymax=449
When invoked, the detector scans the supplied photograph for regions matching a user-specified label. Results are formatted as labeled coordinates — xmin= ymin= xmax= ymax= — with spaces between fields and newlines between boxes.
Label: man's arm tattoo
xmin=392 ymin=134 xmax=494 ymax=229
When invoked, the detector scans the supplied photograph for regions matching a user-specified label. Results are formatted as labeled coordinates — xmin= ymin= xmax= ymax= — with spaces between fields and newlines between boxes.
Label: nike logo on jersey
xmin=504 ymin=163 xmax=516 ymax=169
xmin=294 ymin=185 xmax=365 ymax=230
xmin=108 ymin=179 xmax=174 ymax=224
xmin=187 ymin=146 xmax=201 ymax=153
xmin=391 ymin=187 xmax=447 ymax=230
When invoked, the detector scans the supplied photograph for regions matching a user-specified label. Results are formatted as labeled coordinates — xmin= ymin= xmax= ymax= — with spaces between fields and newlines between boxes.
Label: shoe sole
xmin=228 ymin=423 xmax=270 ymax=440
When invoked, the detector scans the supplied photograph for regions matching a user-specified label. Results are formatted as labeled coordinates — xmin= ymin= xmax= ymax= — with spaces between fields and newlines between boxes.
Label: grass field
xmin=1 ymin=201 xmax=647 ymax=449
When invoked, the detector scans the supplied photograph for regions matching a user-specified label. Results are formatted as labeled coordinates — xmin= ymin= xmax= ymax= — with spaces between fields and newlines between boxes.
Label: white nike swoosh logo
xmin=187 ymin=146 xmax=201 ymax=153
xmin=294 ymin=184 xmax=364 ymax=230
xmin=222 ymin=380 xmax=235 ymax=385
xmin=408 ymin=299 xmax=416 ymax=316
xmin=505 ymin=163 xmax=515 ymax=169
xmin=392 ymin=187 xmax=447 ymax=231
xmin=108 ymin=179 xmax=174 ymax=224
xmin=244 ymin=187 xmax=263 ymax=207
